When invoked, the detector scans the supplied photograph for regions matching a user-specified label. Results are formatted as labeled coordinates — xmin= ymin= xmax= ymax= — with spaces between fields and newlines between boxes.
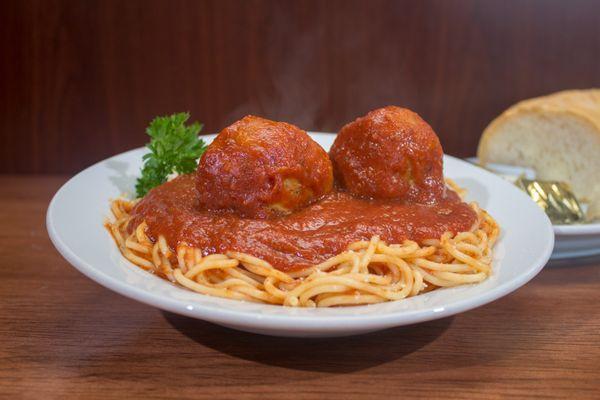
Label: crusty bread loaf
xmin=477 ymin=89 xmax=600 ymax=221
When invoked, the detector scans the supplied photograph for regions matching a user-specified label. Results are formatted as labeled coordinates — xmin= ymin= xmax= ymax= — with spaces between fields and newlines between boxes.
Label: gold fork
xmin=515 ymin=178 xmax=585 ymax=224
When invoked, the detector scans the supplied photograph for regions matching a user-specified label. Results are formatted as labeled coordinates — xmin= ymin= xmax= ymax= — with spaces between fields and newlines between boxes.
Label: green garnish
xmin=135 ymin=112 xmax=206 ymax=198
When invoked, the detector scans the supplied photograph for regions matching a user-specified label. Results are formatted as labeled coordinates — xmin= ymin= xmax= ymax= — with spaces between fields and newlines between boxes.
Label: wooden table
xmin=2 ymin=175 xmax=599 ymax=399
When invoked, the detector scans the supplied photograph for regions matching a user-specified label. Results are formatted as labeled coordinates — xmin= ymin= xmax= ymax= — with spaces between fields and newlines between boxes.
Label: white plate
xmin=47 ymin=133 xmax=554 ymax=338
xmin=467 ymin=157 xmax=600 ymax=260
xmin=551 ymin=223 xmax=600 ymax=259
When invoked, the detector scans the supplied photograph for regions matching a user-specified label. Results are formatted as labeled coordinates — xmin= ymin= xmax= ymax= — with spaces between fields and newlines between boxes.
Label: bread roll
xmin=477 ymin=89 xmax=600 ymax=221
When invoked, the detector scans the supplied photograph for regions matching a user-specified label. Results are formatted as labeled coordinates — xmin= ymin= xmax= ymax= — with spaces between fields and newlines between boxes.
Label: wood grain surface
xmin=2 ymin=0 xmax=600 ymax=173
xmin=1 ymin=175 xmax=599 ymax=399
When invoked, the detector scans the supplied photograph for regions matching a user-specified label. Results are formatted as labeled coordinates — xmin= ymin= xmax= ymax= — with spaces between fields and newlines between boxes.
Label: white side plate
xmin=467 ymin=157 xmax=600 ymax=260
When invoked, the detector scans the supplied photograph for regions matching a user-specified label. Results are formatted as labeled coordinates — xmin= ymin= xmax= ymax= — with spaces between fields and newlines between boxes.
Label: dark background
xmin=1 ymin=0 xmax=599 ymax=174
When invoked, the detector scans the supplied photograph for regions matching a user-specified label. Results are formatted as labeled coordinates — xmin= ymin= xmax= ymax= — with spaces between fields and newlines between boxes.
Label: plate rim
xmin=553 ymin=223 xmax=600 ymax=236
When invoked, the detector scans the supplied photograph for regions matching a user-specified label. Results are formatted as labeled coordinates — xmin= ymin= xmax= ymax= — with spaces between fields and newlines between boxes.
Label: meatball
xmin=330 ymin=106 xmax=446 ymax=204
xmin=197 ymin=115 xmax=333 ymax=218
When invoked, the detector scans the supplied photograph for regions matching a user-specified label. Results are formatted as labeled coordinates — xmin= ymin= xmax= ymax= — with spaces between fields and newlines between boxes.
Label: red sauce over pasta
xmin=129 ymin=174 xmax=477 ymax=271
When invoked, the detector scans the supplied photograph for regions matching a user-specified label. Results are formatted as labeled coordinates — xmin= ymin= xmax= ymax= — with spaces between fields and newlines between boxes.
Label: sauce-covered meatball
xmin=197 ymin=115 xmax=333 ymax=218
xmin=330 ymin=106 xmax=446 ymax=204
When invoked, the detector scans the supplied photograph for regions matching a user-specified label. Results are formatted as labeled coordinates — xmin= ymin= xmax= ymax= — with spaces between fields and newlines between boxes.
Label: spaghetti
xmin=106 ymin=194 xmax=499 ymax=307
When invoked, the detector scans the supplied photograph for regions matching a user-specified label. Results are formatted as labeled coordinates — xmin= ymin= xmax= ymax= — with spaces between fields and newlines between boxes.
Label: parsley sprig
xmin=135 ymin=112 xmax=207 ymax=198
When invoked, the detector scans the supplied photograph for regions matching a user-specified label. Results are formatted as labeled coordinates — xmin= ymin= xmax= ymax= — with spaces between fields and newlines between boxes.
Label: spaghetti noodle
xmin=106 ymin=193 xmax=499 ymax=307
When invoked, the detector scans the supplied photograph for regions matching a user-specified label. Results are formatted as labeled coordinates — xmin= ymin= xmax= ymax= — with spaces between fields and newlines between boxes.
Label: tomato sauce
xmin=129 ymin=174 xmax=477 ymax=271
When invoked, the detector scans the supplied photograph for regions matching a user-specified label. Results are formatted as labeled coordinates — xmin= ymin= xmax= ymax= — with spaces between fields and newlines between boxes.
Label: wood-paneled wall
xmin=1 ymin=0 xmax=599 ymax=173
